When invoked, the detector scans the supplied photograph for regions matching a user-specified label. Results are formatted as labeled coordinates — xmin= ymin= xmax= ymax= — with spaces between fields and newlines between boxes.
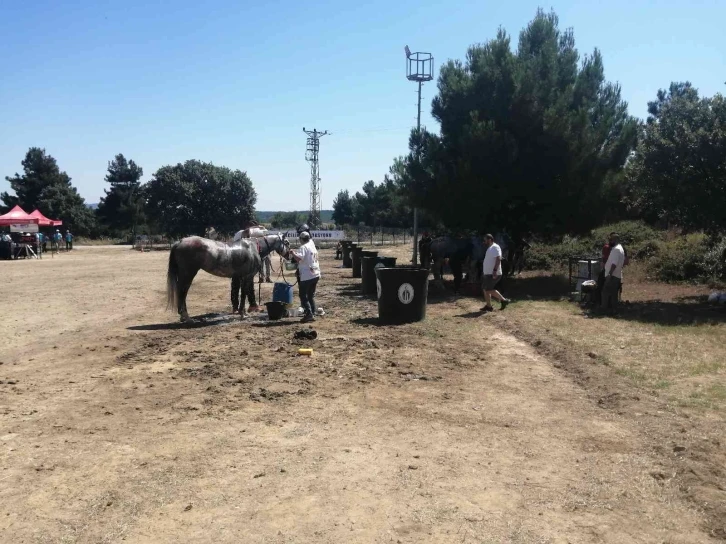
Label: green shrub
xmin=591 ymin=220 xmax=661 ymax=248
xmin=524 ymin=239 xmax=595 ymax=270
xmin=525 ymin=246 xmax=555 ymax=270
xmin=702 ymin=236 xmax=726 ymax=281
xmin=591 ymin=220 xmax=665 ymax=259
xmin=648 ymin=233 xmax=709 ymax=282
xmin=523 ymin=221 xmax=723 ymax=284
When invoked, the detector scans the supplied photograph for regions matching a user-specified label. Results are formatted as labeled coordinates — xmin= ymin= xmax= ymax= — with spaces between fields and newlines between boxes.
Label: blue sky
xmin=1 ymin=0 xmax=724 ymax=210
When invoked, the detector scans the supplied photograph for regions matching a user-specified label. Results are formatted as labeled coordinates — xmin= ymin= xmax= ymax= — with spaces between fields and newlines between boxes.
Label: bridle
xmin=258 ymin=234 xmax=289 ymax=259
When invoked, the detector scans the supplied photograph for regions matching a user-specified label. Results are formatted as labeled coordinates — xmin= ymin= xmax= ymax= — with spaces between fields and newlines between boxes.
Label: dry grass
xmin=501 ymin=270 xmax=726 ymax=413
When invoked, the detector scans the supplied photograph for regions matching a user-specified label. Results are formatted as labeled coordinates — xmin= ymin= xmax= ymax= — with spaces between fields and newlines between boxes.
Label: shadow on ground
xmin=350 ymin=317 xmax=418 ymax=327
xmin=589 ymin=298 xmax=725 ymax=326
xmin=250 ymin=320 xmax=297 ymax=328
xmin=127 ymin=313 xmax=243 ymax=331
xmin=454 ymin=310 xmax=488 ymax=319
xmin=337 ymin=285 xmax=374 ymax=300
xmin=503 ymin=274 xmax=572 ymax=301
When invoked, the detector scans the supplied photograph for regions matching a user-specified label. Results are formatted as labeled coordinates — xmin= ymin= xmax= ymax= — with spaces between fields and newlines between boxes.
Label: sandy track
xmin=0 ymin=247 xmax=711 ymax=543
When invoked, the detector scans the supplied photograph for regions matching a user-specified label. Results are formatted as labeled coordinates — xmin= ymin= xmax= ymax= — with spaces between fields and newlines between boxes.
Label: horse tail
xmin=166 ymin=242 xmax=180 ymax=311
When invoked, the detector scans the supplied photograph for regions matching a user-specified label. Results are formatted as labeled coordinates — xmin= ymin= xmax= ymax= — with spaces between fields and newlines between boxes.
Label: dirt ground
xmin=1 ymin=246 xmax=723 ymax=543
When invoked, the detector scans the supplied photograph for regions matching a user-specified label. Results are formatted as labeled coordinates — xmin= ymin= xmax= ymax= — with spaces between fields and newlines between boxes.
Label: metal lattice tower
xmin=303 ymin=127 xmax=328 ymax=228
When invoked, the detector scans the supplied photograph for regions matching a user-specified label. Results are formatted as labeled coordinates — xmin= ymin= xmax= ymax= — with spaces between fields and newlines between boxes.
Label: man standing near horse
xmin=231 ymin=220 xmax=264 ymax=315
xmin=289 ymin=226 xmax=321 ymax=323
xmin=481 ymin=233 xmax=510 ymax=312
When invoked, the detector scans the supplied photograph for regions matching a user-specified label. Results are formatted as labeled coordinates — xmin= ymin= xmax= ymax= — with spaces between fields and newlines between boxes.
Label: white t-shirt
xmin=483 ymin=243 xmax=503 ymax=276
xmin=293 ymin=240 xmax=321 ymax=281
xmin=605 ymin=243 xmax=625 ymax=279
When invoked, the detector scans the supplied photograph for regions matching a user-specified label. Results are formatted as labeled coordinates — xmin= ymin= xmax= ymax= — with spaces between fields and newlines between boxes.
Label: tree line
xmin=331 ymin=162 xmax=419 ymax=229
xmin=2 ymin=151 xmax=257 ymax=238
xmin=334 ymin=9 xmax=725 ymax=238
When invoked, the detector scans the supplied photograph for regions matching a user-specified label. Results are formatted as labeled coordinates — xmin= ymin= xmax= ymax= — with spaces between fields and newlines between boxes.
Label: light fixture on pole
xmin=404 ymin=45 xmax=434 ymax=265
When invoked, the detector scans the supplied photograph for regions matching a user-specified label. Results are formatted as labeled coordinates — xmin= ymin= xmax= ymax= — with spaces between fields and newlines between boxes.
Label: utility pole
xmin=303 ymin=127 xmax=328 ymax=228
xmin=405 ymin=46 xmax=434 ymax=265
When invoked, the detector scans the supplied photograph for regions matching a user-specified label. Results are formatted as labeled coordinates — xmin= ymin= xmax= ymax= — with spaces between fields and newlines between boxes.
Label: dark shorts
xmin=482 ymin=274 xmax=500 ymax=291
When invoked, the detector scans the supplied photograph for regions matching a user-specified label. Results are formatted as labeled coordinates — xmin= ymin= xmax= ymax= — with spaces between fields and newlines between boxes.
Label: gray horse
xmin=166 ymin=234 xmax=289 ymax=322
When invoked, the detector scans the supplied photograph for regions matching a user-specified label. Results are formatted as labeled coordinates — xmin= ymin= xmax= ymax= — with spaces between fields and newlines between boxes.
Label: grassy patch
xmin=689 ymin=360 xmax=724 ymax=377
xmin=614 ymin=367 xmax=648 ymax=384
xmin=502 ymin=294 xmax=726 ymax=413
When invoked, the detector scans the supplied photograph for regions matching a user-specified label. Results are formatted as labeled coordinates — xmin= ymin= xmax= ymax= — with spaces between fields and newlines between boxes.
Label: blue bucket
xmin=272 ymin=282 xmax=294 ymax=306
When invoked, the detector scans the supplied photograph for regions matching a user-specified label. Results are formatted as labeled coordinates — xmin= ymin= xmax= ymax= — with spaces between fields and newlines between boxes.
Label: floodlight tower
xmin=303 ymin=127 xmax=328 ymax=228
xmin=405 ymin=45 xmax=434 ymax=265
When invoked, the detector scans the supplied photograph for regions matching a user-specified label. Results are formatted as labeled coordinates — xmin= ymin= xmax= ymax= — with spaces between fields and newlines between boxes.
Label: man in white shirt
xmin=601 ymin=232 xmax=625 ymax=314
xmin=289 ymin=231 xmax=321 ymax=323
xmin=481 ymin=233 xmax=510 ymax=312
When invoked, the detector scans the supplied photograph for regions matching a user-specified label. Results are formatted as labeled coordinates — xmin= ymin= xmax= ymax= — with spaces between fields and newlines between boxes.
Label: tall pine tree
xmin=96 ymin=154 xmax=145 ymax=236
xmin=398 ymin=9 xmax=637 ymax=236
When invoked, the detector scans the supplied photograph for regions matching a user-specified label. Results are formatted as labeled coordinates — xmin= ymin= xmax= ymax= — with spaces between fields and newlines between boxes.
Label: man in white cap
xmin=289 ymin=230 xmax=321 ymax=323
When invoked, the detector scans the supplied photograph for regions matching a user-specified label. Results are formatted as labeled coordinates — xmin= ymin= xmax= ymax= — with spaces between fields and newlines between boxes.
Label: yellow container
xmin=297 ymin=348 xmax=313 ymax=357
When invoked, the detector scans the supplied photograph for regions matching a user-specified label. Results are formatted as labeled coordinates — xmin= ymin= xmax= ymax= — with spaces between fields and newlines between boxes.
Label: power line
xmin=327 ymin=126 xmax=413 ymax=136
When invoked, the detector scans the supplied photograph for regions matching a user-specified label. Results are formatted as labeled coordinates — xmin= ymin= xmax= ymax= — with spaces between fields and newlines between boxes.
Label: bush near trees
xmin=626 ymin=82 xmax=726 ymax=233
xmin=144 ymin=160 xmax=257 ymax=237
xmin=524 ymin=221 xmax=726 ymax=284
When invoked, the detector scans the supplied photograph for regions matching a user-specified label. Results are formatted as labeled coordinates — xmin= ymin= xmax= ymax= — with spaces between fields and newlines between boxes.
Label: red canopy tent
xmin=0 ymin=206 xmax=44 ymax=259
xmin=29 ymin=209 xmax=63 ymax=227
xmin=0 ymin=205 xmax=40 ymax=226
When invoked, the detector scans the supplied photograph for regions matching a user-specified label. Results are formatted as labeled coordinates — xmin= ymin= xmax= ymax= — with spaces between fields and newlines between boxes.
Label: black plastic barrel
xmin=361 ymin=256 xmax=378 ymax=295
xmin=375 ymin=266 xmax=429 ymax=324
xmin=351 ymin=246 xmax=364 ymax=278
xmin=355 ymin=250 xmax=378 ymax=279
xmin=363 ymin=255 xmax=395 ymax=295
xmin=342 ymin=241 xmax=353 ymax=268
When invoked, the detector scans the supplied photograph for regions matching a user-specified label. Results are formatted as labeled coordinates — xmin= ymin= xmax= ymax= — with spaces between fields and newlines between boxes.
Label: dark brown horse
xmin=166 ymin=234 xmax=289 ymax=322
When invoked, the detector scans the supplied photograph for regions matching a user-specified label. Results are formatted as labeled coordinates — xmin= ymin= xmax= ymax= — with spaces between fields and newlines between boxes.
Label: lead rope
xmin=280 ymin=253 xmax=298 ymax=287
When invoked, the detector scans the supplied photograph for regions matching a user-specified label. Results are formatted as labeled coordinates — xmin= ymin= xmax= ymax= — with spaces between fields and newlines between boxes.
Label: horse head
xmin=260 ymin=233 xmax=290 ymax=258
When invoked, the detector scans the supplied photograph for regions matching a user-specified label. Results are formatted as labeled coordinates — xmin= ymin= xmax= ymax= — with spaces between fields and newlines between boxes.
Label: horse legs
xmin=451 ymin=260 xmax=463 ymax=294
xmin=432 ymin=258 xmax=445 ymax=288
xmin=177 ymin=269 xmax=198 ymax=322
xmin=231 ymin=275 xmax=241 ymax=313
